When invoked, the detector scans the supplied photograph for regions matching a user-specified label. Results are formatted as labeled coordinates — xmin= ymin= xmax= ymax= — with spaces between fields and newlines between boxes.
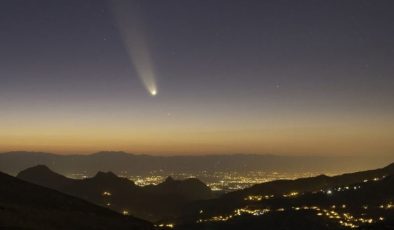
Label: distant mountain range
xmin=0 ymin=171 xmax=152 ymax=230
xmin=17 ymin=165 xmax=215 ymax=222
xmin=1 ymin=151 xmax=393 ymax=175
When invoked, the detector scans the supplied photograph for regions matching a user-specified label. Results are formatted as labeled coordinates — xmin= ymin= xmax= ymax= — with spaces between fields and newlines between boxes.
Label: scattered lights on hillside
xmin=379 ymin=202 xmax=394 ymax=209
xmin=196 ymin=203 xmax=389 ymax=229
xmin=244 ymin=195 xmax=275 ymax=201
xmin=102 ymin=191 xmax=112 ymax=196
xmin=197 ymin=207 xmax=271 ymax=223
xmin=155 ymin=223 xmax=175 ymax=229
xmin=283 ymin=192 xmax=299 ymax=198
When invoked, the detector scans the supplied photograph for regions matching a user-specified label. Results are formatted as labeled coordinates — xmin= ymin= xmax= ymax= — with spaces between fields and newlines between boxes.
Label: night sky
xmin=0 ymin=0 xmax=393 ymax=155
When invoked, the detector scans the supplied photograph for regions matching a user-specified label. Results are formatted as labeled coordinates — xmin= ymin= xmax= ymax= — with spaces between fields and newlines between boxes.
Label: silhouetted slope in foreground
xmin=176 ymin=166 xmax=394 ymax=229
xmin=180 ymin=163 xmax=394 ymax=216
xmin=229 ymin=162 xmax=394 ymax=200
xmin=0 ymin=171 xmax=153 ymax=230
xmin=18 ymin=166 xmax=215 ymax=222
xmin=14 ymin=163 xmax=394 ymax=229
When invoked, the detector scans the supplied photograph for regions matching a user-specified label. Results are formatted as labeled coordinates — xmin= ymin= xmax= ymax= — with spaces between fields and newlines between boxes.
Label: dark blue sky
xmin=0 ymin=0 xmax=393 ymax=155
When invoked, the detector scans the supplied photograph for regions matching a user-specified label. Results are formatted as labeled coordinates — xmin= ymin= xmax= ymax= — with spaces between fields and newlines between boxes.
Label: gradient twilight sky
xmin=0 ymin=0 xmax=393 ymax=155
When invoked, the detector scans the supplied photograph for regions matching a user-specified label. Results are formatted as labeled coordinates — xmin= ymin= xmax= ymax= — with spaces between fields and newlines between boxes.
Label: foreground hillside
xmin=0 ymin=171 xmax=153 ymax=230
xmin=175 ymin=167 xmax=394 ymax=229
xmin=12 ymin=162 xmax=394 ymax=229
xmin=180 ymin=163 xmax=394 ymax=217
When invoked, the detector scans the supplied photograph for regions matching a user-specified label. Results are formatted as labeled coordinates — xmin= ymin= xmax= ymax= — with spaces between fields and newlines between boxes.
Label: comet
xmin=111 ymin=0 xmax=158 ymax=96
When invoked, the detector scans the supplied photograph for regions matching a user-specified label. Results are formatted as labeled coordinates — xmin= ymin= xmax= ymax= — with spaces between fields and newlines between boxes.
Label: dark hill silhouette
xmin=17 ymin=165 xmax=73 ymax=190
xmin=0 ymin=171 xmax=152 ymax=230
xmin=17 ymin=165 xmax=215 ymax=222
xmin=62 ymin=171 xmax=144 ymax=209
xmin=144 ymin=176 xmax=213 ymax=201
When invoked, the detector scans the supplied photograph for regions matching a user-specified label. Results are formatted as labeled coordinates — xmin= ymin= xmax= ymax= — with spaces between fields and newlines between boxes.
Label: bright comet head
xmin=151 ymin=89 xmax=157 ymax=96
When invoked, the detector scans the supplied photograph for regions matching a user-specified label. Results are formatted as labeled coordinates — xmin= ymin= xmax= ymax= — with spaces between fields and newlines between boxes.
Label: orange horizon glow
xmin=1 ymin=113 xmax=393 ymax=156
